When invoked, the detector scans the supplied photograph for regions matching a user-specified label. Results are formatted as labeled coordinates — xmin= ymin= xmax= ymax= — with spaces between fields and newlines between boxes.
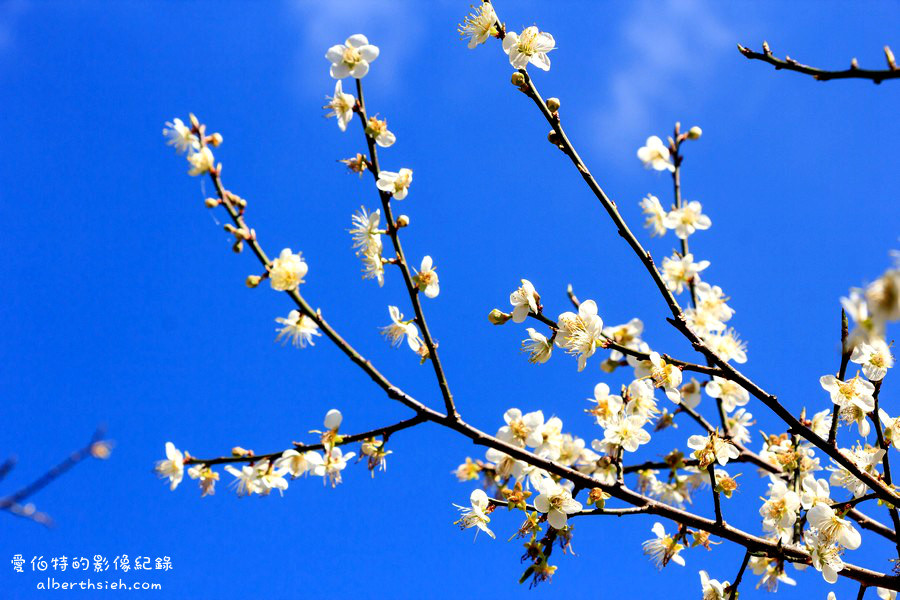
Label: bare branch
xmin=738 ymin=43 xmax=900 ymax=84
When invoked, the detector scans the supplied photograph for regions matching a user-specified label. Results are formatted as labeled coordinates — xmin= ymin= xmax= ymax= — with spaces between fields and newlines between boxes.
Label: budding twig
xmin=738 ymin=43 xmax=900 ymax=84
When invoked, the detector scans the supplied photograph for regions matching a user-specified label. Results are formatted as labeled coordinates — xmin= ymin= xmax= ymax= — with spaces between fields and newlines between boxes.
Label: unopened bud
xmin=511 ymin=72 xmax=526 ymax=87
xmin=547 ymin=130 xmax=563 ymax=147
xmin=232 ymin=239 xmax=244 ymax=253
xmin=246 ymin=275 xmax=261 ymax=288
xmin=546 ymin=97 xmax=560 ymax=112
xmin=205 ymin=197 xmax=220 ymax=208
xmin=488 ymin=309 xmax=512 ymax=325
xmin=687 ymin=126 xmax=702 ymax=140
xmin=851 ymin=58 xmax=859 ymax=69
xmin=189 ymin=113 xmax=200 ymax=129
xmin=231 ymin=446 xmax=253 ymax=457
xmin=208 ymin=132 xmax=223 ymax=146
xmin=885 ymin=46 xmax=897 ymax=69
xmin=396 ymin=215 xmax=410 ymax=228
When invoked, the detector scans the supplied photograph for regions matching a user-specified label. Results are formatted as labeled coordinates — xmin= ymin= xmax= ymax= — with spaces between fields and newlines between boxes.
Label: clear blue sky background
xmin=1 ymin=1 xmax=898 ymax=598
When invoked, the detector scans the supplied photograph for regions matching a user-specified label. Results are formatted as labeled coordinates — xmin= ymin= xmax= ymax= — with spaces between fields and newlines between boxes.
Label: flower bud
xmin=510 ymin=72 xmax=526 ymax=87
xmin=546 ymin=97 xmax=560 ymax=112
xmin=687 ymin=126 xmax=702 ymax=140
xmin=246 ymin=275 xmax=261 ymax=288
xmin=396 ymin=214 xmax=410 ymax=228
xmin=231 ymin=446 xmax=253 ymax=457
xmin=90 ymin=441 xmax=112 ymax=460
xmin=205 ymin=197 xmax=220 ymax=208
xmin=189 ymin=113 xmax=200 ymax=129
xmin=324 ymin=408 xmax=343 ymax=430
xmin=488 ymin=309 xmax=512 ymax=325
xmin=547 ymin=130 xmax=563 ymax=147
xmin=208 ymin=132 xmax=223 ymax=146
xmin=232 ymin=240 xmax=244 ymax=253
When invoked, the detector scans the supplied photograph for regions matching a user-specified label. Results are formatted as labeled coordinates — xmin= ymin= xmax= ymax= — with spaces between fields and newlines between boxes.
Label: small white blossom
xmin=704 ymin=328 xmax=747 ymax=364
xmin=662 ymin=253 xmax=709 ymax=294
xmin=458 ymin=3 xmax=497 ymax=48
xmin=800 ymin=476 xmax=832 ymax=509
xmin=604 ymin=414 xmax=651 ymax=453
xmin=412 ymin=255 xmax=440 ymax=298
xmin=361 ymin=246 xmax=385 ymax=286
xmin=350 ymin=206 xmax=382 ymax=254
xmin=381 ymin=305 xmax=422 ymax=352
xmin=533 ymin=478 xmax=582 ymax=529
xmin=687 ymin=433 xmax=740 ymax=468
xmin=315 ymin=447 xmax=354 ymax=487
xmin=522 ymin=328 xmax=553 ymax=364
xmin=510 ymin=279 xmax=539 ymax=323
xmin=640 ymin=194 xmax=668 ymax=237
xmin=806 ymin=531 xmax=845 ymax=584
xmin=587 ymin=382 xmax=624 ymax=427
xmin=275 ymin=310 xmax=321 ymax=348
xmin=695 ymin=282 xmax=734 ymax=323
xmin=325 ymin=34 xmax=379 ymax=79
xmin=453 ymin=488 xmax=495 ymax=539
xmin=649 ymin=352 xmax=682 ymax=403
xmin=879 ymin=409 xmax=900 ymax=451
xmin=705 ymin=377 xmax=749 ymax=412
xmin=556 ymin=300 xmax=604 ymax=371
xmin=726 ymin=408 xmax=754 ymax=445
xmin=376 ymin=168 xmax=413 ymax=200
xmin=637 ymin=136 xmax=674 ymax=172
xmin=324 ymin=80 xmax=356 ymax=131
xmin=155 ymin=442 xmax=184 ymax=490
xmin=699 ymin=570 xmax=729 ymax=600
xmin=163 ymin=118 xmax=199 ymax=154
xmin=365 ymin=116 xmax=396 ymax=148
xmin=850 ymin=339 xmax=893 ymax=381
xmin=664 ymin=201 xmax=711 ymax=239
xmin=807 ymin=503 xmax=861 ymax=550
xmin=187 ymin=146 xmax=215 ymax=176
xmin=498 ymin=409 xmax=545 ymax=448
xmin=642 ymin=522 xmax=685 ymax=568
xmin=820 ymin=374 xmax=875 ymax=413
xmin=269 ymin=248 xmax=308 ymax=291
xmin=502 ymin=26 xmax=555 ymax=71
xmin=276 ymin=449 xmax=322 ymax=478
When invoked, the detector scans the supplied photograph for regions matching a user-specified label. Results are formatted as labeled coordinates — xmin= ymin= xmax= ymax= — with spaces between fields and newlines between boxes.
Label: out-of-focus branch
xmin=725 ymin=550 xmax=752 ymax=600
xmin=738 ymin=42 xmax=900 ymax=84
xmin=0 ymin=427 xmax=110 ymax=527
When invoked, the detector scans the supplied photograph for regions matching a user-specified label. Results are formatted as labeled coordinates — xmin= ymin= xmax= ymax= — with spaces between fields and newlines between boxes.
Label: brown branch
xmin=868 ymin=380 xmax=900 ymax=558
xmin=738 ymin=43 xmax=900 ymax=84
xmin=353 ymin=79 xmax=459 ymax=421
xmin=828 ymin=309 xmax=852 ymax=446
xmin=184 ymin=415 xmax=427 ymax=467
xmin=725 ymin=550 xmax=752 ymax=599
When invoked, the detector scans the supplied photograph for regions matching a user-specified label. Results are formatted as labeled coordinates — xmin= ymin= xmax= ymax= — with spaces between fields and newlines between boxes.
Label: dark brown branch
xmin=868 ymin=380 xmax=900 ymax=558
xmin=828 ymin=309 xmax=852 ymax=446
xmin=738 ymin=43 xmax=900 ymax=84
xmin=353 ymin=79 xmax=459 ymax=421
xmin=725 ymin=550 xmax=752 ymax=599
xmin=184 ymin=415 xmax=427 ymax=467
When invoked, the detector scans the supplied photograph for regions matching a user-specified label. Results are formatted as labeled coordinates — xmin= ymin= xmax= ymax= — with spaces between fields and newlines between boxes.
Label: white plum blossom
xmin=810 ymin=408 xmax=834 ymax=439
xmin=664 ymin=201 xmax=711 ymax=239
xmin=649 ymin=352 xmax=682 ymax=402
xmin=502 ymin=26 xmax=555 ymax=71
xmin=326 ymin=34 xmax=379 ymax=79
xmin=695 ymin=282 xmax=735 ymax=323
xmin=376 ymin=168 xmax=413 ymax=199
xmin=687 ymin=433 xmax=740 ymax=468
xmin=275 ymin=310 xmax=321 ymax=348
xmin=662 ymin=253 xmax=709 ymax=294
xmin=458 ymin=3 xmax=497 ymax=49
xmin=316 ymin=447 xmax=354 ymax=487
xmin=642 ymin=522 xmax=685 ymax=568
xmin=381 ymin=305 xmax=422 ymax=352
xmin=522 ymin=328 xmax=553 ymax=364
xmin=497 ymin=408 xmax=545 ymax=448
xmin=187 ymin=464 xmax=218 ymax=497
xmin=851 ymin=339 xmax=893 ymax=381
xmin=828 ymin=445 xmax=884 ymax=498
xmin=640 ymin=194 xmax=668 ymax=237
xmin=556 ymin=300 xmax=604 ymax=371
xmin=878 ymin=409 xmax=900 ymax=451
xmin=224 ymin=463 xmax=262 ymax=497
xmin=759 ymin=479 xmax=801 ymax=542
xmin=187 ymin=146 xmax=215 ymax=176
xmin=820 ymin=374 xmax=875 ymax=414
xmin=705 ymin=377 xmax=749 ymax=412
xmin=806 ymin=531 xmax=845 ymax=584
xmin=807 ymin=503 xmax=861 ymax=550
xmin=625 ymin=378 xmax=660 ymax=420
xmin=535 ymin=416 xmax=564 ymax=460
xmin=155 ymin=442 xmax=185 ymax=491
xmin=163 ymin=118 xmax=198 ymax=154
xmin=364 ymin=116 xmax=396 ymax=148
xmin=878 ymin=588 xmax=898 ymax=600
xmin=704 ymin=329 xmax=747 ymax=364
xmin=361 ymin=247 xmax=385 ymax=286
xmin=726 ymin=408 xmax=754 ymax=445
xmin=453 ymin=488 xmax=495 ymax=539
xmin=324 ymin=80 xmax=356 ymax=131
xmin=275 ymin=449 xmax=323 ymax=478
xmin=533 ymin=477 xmax=582 ymax=529
xmin=637 ymin=136 xmax=674 ymax=172
xmin=699 ymin=570 xmax=729 ymax=600
xmin=510 ymin=279 xmax=539 ymax=323
xmin=587 ymin=382 xmax=624 ymax=427
xmin=413 ymin=256 xmax=440 ymax=298
xmin=255 ymin=462 xmax=290 ymax=497
xmin=269 ymin=248 xmax=308 ymax=291
xmin=800 ymin=476 xmax=832 ymax=509
xmin=604 ymin=414 xmax=651 ymax=453
xmin=602 ymin=318 xmax=644 ymax=361
xmin=350 ymin=206 xmax=382 ymax=255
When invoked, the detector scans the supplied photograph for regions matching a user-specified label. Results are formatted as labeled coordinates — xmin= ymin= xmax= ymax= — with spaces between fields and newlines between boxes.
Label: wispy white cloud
xmin=593 ymin=0 xmax=733 ymax=158
xmin=287 ymin=0 xmax=425 ymax=95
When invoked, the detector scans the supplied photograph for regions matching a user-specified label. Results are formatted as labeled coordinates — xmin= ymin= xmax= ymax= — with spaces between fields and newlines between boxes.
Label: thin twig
xmin=738 ymin=43 xmax=900 ymax=84
xmin=725 ymin=550 xmax=752 ymax=599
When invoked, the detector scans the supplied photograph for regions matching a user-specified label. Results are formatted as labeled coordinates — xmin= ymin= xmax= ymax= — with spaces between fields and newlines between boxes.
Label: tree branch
xmin=738 ymin=43 xmax=900 ymax=84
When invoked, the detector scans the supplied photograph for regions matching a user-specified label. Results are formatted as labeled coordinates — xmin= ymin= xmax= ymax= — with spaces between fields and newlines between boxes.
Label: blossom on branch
xmin=556 ymin=299 xmax=603 ymax=371
xmin=661 ymin=253 xmax=709 ymax=294
xmin=275 ymin=310 xmax=321 ymax=348
xmin=163 ymin=118 xmax=199 ymax=154
xmin=510 ymin=279 xmax=540 ymax=323
xmin=664 ymin=201 xmax=711 ymax=240
xmin=637 ymin=136 xmax=674 ymax=172
xmin=326 ymin=34 xmax=379 ymax=79
xmin=155 ymin=442 xmax=184 ymax=491
xmin=502 ymin=26 xmax=555 ymax=71
xmin=453 ymin=488 xmax=495 ymax=539
xmin=640 ymin=194 xmax=668 ymax=237
xmin=522 ymin=328 xmax=553 ymax=363
xmin=376 ymin=168 xmax=413 ymax=200
xmin=381 ymin=305 xmax=422 ymax=352
xmin=642 ymin=522 xmax=685 ymax=568
xmin=269 ymin=248 xmax=308 ymax=291
xmin=458 ymin=3 xmax=497 ymax=49
xmin=412 ymin=255 xmax=440 ymax=298
xmin=324 ymin=80 xmax=356 ymax=131
xmin=533 ymin=478 xmax=582 ymax=529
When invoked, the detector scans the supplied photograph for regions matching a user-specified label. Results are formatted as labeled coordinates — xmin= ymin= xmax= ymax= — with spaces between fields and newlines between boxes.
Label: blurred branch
xmin=738 ymin=42 xmax=900 ymax=84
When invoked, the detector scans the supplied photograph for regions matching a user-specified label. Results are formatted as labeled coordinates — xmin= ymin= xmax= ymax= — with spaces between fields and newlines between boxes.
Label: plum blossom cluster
xmin=153 ymin=409 xmax=391 ymax=497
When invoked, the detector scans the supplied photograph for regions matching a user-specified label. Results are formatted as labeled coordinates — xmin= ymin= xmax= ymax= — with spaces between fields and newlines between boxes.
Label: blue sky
xmin=1 ymin=1 xmax=898 ymax=598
